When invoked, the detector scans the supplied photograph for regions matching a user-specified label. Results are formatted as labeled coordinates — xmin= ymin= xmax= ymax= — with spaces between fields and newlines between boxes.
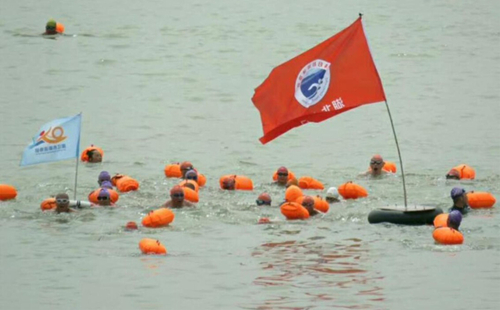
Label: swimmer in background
xmin=180 ymin=161 xmax=194 ymax=178
xmin=98 ymin=171 xmax=111 ymax=186
xmin=86 ymin=149 xmax=102 ymax=163
xmin=445 ymin=169 xmax=460 ymax=180
xmin=43 ymin=19 xmax=58 ymax=35
xmin=301 ymin=196 xmax=319 ymax=217
xmin=221 ymin=176 xmax=236 ymax=190
xmin=256 ymin=193 xmax=272 ymax=206
xmin=161 ymin=185 xmax=195 ymax=208
xmin=184 ymin=169 xmax=198 ymax=182
xmin=275 ymin=166 xmax=289 ymax=186
xmin=447 ymin=210 xmax=462 ymax=231
xmin=55 ymin=193 xmax=76 ymax=213
xmin=449 ymin=187 xmax=470 ymax=215
xmin=361 ymin=154 xmax=388 ymax=177
xmin=325 ymin=187 xmax=341 ymax=203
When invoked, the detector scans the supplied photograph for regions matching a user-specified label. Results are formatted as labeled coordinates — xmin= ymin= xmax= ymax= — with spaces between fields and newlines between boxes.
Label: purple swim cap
xmin=448 ymin=210 xmax=462 ymax=226
xmin=185 ymin=169 xmax=198 ymax=181
xmin=98 ymin=171 xmax=111 ymax=181
xmin=451 ymin=187 xmax=466 ymax=199
xmin=98 ymin=188 xmax=110 ymax=198
xmin=100 ymin=181 xmax=113 ymax=189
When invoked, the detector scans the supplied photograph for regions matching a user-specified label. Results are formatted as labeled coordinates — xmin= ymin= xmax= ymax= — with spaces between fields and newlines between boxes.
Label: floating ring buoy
xmin=182 ymin=187 xmax=199 ymax=203
xmin=40 ymin=198 xmax=56 ymax=211
xmin=280 ymin=202 xmax=310 ymax=220
xmin=219 ymin=175 xmax=253 ymax=190
xmin=338 ymin=182 xmax=368 ymax=199
xmin=179 ymin=179 xmax=199 ymax=192
xmin=139 ymin=238 xmax=167 ymax=255
xmin=0 ymin=184 xmax=17 ymax=201
xmin=285 ymin=185 xmax=303 ymax=202
xmin=452 ymin=164 xmax=476 ymax=180
xmin=467 ymin=191 xmax=496 ymax=209
xmin=433 ymin=227 xmax=464 ymax=245
xmin=298 ymin=176 xmax=324 ymax=190
xmin=88 ymin=188 xmax=120 ymax=203
xmin=272 ymin=170 xmax=296 ymax=182
xmin=80 ymin=145 xmax=104 ymax=162
xmin=142 ymin=208 xmax=175 ymax=228
xmin=368 ymin=207 xmax=443 ymax=225
xmin=433 ymin=213 xmax=448 ymax=228
xmin=164 ymin=164 xmax=182 ymax=178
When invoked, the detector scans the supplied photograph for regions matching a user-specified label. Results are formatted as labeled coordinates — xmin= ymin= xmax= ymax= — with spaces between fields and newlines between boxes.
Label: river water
xmin=1 ymin=0 xmax=499 ymax=309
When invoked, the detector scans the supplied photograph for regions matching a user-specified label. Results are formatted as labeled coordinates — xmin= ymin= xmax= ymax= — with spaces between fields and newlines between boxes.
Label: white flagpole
xmin=73 ymin=112 xmax=82 ymax=200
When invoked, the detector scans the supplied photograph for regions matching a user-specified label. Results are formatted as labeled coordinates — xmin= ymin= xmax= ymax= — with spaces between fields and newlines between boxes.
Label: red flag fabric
xmin=252 ymin=17 xmax=386 ymax=144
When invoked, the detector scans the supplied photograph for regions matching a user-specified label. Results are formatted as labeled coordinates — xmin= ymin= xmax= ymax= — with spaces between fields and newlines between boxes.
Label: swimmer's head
xmin=45 ymin=19 xmax=57 ymax=34
xmin=256 ymin=193 xmax=271 ymax=206
xmin=450 ymin=187 xmax=466 ymax=201
xmin=447 ymin=210 xmax=462 ymax=230
xmin=98 ymin=171 xmax=111 ymax=184
xmin=301 ymin=196 xmax=315 ymax=213
xmin=87 ymin=150 xmax=102 ymax=163
xmin=370 ymin=154 xmax=384 ymax=173
xmin=276 ymin=166 xmax=289 ymax=185
xmin=55 ymin=193 xmax=70 ymax=212
xmin=125 ymin=221 xmax=138 ymax=230
xmin=100 ymin=181 xmax=113 ymax=189
xmin=325 ymin=187 xmax=340 ymax=203
xmin=180 ymin=161 xmax=193 ymax=177
xmin=170 ymin=185 xmax=184 ymax=202
xmin=97 ymin=189 xmax=111 ymax=205
xmin=185 ymin=169 xmax=198 ymax=181
xmin=446 ymin=169 xmax=460 ymax=180
xmin=222 ymin=176 xmax=236 ymax=190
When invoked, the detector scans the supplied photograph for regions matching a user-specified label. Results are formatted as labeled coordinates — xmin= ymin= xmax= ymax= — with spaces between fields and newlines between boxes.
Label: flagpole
xmin=384 ymin=100 xmax=408 ymax=208
xmin=73 ymin=156 xmax=79 ymax=200
xmin=73 ymin=112 xmax=82 ymax=200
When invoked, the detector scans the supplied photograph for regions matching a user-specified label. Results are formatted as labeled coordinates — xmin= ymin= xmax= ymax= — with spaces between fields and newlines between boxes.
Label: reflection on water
xmin=251 ymin=238 xmax=384 ymax=309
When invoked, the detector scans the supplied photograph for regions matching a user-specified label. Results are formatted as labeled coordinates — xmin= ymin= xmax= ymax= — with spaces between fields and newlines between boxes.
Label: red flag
xmin=252 ymin=17 xmax=386 ymax=144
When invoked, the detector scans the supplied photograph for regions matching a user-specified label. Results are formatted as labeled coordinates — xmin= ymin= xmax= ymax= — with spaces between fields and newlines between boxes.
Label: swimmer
xmin=221 ymin=176 xmax=236 ymax=190
xmin=180 ymin=161 xmax=194 ymax=178
xmin=256 ymin=193 xmax=272 ymax=206
xmin=325 ymin=187 xmax=340 ymax=203
xmin=100 ymin=181 xmax=113 ymax=190
xmin=98 ymin=171 xmax=111 ymax=186
xmin=301 ymin=196 xmax=318 ymax=216
xmin=447 ymin=210 xmax=462 ymax=231
xmin=55 ymin=193 xmax=75 ymax=213
xmin=184 ymin=169 xmax=198 ymax=182
xmin=43 ymin=19 xmax=58 ymax=35
xmin=361 ymin=154 xmax=388 ymax=177
xmin=161 ymin=185 xmax=195 ymax=208
xmin=86 ymin=149 xmax=102 ymax=163
xmin=445 ymin=169 xmax=460 ymax=180
xmin=449 ymin=187 xmax=470 ymax=215
xmin=95 ymin=189 xmax=113 ymax=206
xmin=275 ymin=167 xmax=289 ymax=186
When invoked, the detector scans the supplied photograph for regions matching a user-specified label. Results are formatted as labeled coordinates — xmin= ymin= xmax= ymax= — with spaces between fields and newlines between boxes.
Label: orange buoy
xmin=0 ymin=184 xmax=17 ymax=201
xmin=272 ymin=170 xmax=296 ymax=182
xmin=164 ymin=164 xmax=182 ymax=178
xmin=433 ymin=213 xmax=449 ymax=228
xmin=383 ymin=161 xmax=397 ymax=173
xmin=125 ymin=221 xmax=138 ymax=230
xmin=280 ymin=202 xmax=310 ymax=220
xmin=182 ymin=187 xmax=199 ymax=203
xmin=298 ymin=176 xmax=324 ymax=190
xmin=112 ymin=175 xmax=139 ymax=192
xmin=40 ymin=198 xmax=56 ymax=211
xmin=467 ymin=191 xmax=496 ymax=209
xmin=56 ymin=22 xmax=64 ymax=33
xmin=312 ymin=196 xmax=329 ymax=213
xmin=179 ymin=179 xmax=199 ymax=192
xmin=433 ymin=227 xmax=464 ymax=245
xmin=452 ymin=164 xmax=476 ymax=180
xmin=88 ymin=188 xmax=119 ymax=203
xmin=197 ymin=173 xmax=206 ymax=187
xmin=219 ymin=175 xmax=253 ymax=190
xmin=80 ymin=145 xmax=104 ymax=162
xmin=142 ymin=208 xmax=175 ymax=228
xmin=285 ymin=185 xmax=303 ymax=202
xmin=338 ymin=182 xmax=368 ymax=200
xmin=139 ymin=238 xmax=167 ymax=255
xmin=258 ymin=217 xmax=271 ymax=224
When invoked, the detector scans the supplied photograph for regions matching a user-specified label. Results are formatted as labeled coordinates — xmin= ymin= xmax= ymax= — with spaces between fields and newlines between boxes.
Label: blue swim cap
xmin=450 ymin=187 xmax=465 ymax=199
xmin=448 ymin=210 xmax=462 ymax=226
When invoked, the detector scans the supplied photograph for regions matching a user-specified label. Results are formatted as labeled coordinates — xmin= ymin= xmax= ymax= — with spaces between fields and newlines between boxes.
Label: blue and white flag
xmin=20 ymin=114 xmax=82 ymax=166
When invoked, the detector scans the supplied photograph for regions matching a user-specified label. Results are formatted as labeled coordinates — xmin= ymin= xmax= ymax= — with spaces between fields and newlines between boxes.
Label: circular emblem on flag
xmin=295 ymin=59 xmax=331 ymax=108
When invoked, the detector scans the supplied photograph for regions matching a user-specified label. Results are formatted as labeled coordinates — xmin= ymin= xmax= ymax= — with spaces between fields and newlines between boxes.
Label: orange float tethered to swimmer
xmin=56 ymin=23 xmax=65 ymax=34
xmin=179 ymin=179 xmax=199 ymax=192
xmin=433 ymin=227 xmax=464 ymax=245
xmin=280 ymin=202 xmax=310 ymax=220
xmin=285 ymin=185 xmax=303 ymax=202
xmin=88 ymin=188 xmax=120 ymax=204
xmin=312 ymin=196 xmax=329 ymax=213
xmin=298 ymin=176 xmax=325 ymax=190
xmin=467 ymin=191 xmax=496 ymax=209
xmin=40 ymin=198 xmax=57 ymax=211
xmin=452 ymin=164 xmax=476 ymax=180
xmin=80 ymin=145 xmax=104 ymax=162
xmin=219 ymin=175 xmax=254 ymax=191
xmin=272 ymin=170 xmax=296 ymax=182
xmin=182 ymin=187 xmax=199 ymax=203
xmin=383 ymin=161 xmax=397 ymax=173
xmin=164 ymin=164 xmax=182 ymax=178
xmin=433 ymin=213 xmax=449 ymax=228
xmin=139 ymin=238 xmax=167 ymax=255
xmin=197 ymin=173 xmax=207 ymax=187
xmin=0 ymin=184 xmax=17 ymax=201
xmin=142 ymin=208 xmax=175 ymax=228
xmin=111 ymin=174 xmax=139 ymax=192
xmin=338 ymin=182 xmax=368 ymax=200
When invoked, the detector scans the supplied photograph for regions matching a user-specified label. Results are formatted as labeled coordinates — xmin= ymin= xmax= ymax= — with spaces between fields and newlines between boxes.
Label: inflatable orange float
xmin=0 ymin=184 xmax=17 ymax=201
xmin=285 ymin=185 xmax=303 ymax=202
xmin=179 ymin=179 xmax=199 ymax=192
xmin=338 ymin=182 xmax=368 ymax=199
xmin=142 ymin=208 xmax=175 ymax=228
xmin=433 ymin=227 xmax=464 ymax=245
xmin=451 ymin=164 xmax=476 ymax=180
xmin=111 ymin=174 xmax=139 ymax=192
xmin=40 ymin=198 xmax=56 ymax=211
xmin=280 ymin=202 xmax=310 ymax=220
xmin=383 ymin=161 xmax=397 ymax=173
xmin=467 ymin=191 xmax=496 ymax=209
xmin=88 ymin=188 xmax=119 ymax=203
xmin=139 ymin=238 xmax=167 ymax=255
xmin=298 ymin=176 xmax=324 ymax=190
xmin=56 ymin=23 xmax=64 ymax=33
xmin=433 ymin=213 xmax=448 ymax=228
xmin=312 ymin=196 xmax=329 ymax=213
xmin=164 ymin=164 xmax=182 ymax=178
xmin=197 ymin=173 xmax=207 ymax=187
xmin=182 ymin=187 xmax=199 ymax=203
xmin=80 ymin=145 xmax=104 ymax=162
xmin=219 ymin=175 xmax=253 ymax=190
xmin=125 ymin=221 xmax=138 ymax=230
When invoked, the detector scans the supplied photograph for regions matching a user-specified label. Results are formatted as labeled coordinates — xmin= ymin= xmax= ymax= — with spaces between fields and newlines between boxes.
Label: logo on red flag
xmin=252 ymin=16 xmax=386 ymax=144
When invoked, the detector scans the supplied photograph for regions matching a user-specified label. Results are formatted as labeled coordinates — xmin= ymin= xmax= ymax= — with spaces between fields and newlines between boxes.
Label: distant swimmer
xmin=301 ymin=196 xmax=318 ymax=217
xmin=98 ymin=171 xmax=111 ymax=186
xmin=221 ymin=176 xmax=236 ymax=190
xmin=449 ymin=187 xmax=470 ymax=215
xmin=256 ymin=193 xmax=272 ymax=206
xmin=275 ymin=166 xmax=290 ymax=186
xmin=445 ymin=169 xmax=460 ymax=180
xmin=86 ymin=149 xmax=102 ymax=163
xmin=43 ymin=19 xmax=64 ymax=35
xmin=325 ymin=187 xmax=340 ymax=203
xmin=184 ymin=169 xmax=198 ymax=182
xmin=161 ymin=185 xmax=195 ymax=208
xmin=447 ymin=210 xmax=462 ymax=231
xmin=362 ymin=154 xmax=388 ymax=177
xmin=55 ymin=193 xmax=76 ymax=213
xmin=180 ymin=161 xmax=194 ymax=178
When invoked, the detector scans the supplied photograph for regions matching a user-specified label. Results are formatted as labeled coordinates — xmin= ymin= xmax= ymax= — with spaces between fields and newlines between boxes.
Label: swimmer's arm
xmin=184 ymin=201 xmax=195 ymax=207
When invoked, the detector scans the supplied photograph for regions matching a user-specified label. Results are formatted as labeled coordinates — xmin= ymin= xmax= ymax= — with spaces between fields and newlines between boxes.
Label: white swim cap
xmin=326 ymin=187 xmax=339 ymax=199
